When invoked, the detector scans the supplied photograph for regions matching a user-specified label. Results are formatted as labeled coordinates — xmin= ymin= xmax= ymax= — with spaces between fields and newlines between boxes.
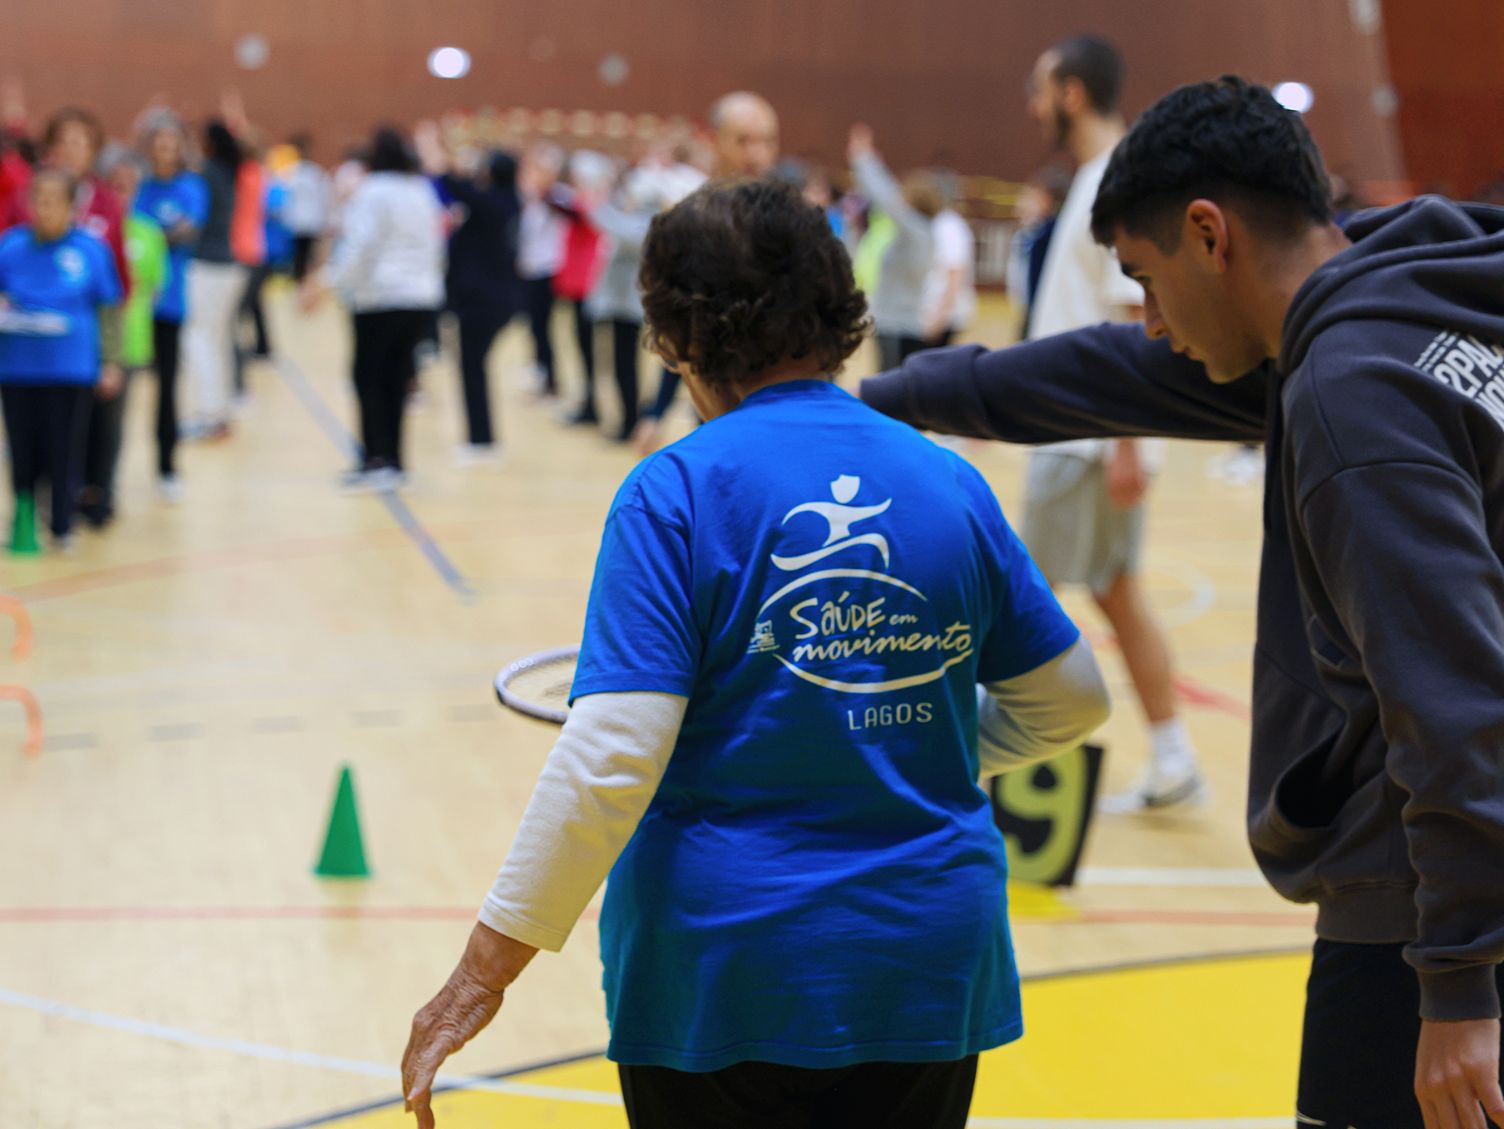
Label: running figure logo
xmin=771 ymin=475 xmax=892 ymax=572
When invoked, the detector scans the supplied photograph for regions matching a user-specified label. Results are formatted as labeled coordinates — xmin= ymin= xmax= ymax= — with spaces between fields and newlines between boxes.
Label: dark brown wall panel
xmin=0 ymin=0 xmax=1400 ymax=184
xmin=1380 ymin=0 xmax=1504 ymax=196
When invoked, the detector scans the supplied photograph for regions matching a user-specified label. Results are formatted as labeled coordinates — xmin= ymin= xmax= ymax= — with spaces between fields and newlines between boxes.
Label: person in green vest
xmin=80 ymin=146 xmax=167 ymax=527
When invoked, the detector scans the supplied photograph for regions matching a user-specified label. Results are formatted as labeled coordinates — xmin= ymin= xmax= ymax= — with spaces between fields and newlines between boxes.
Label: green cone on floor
xmin=9 ymin=493 xmax=40 ymax=556
xmin=314 ymin=764 xmax=370 ymax=878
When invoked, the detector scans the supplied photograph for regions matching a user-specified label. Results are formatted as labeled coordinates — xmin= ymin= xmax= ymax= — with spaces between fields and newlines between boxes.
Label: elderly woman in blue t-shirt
xmin=402 ymin=178 xmax=1109 ymax=1129
xmin=0 ymin=168 xmax=122 ymax=551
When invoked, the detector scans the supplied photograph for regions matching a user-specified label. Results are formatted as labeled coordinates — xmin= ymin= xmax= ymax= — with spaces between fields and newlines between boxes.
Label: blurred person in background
xmin=517 ymin=142 xmax=565 ymax=397
xmin=134 ymin=112 xmax=205 ymax=501
xmin=414 ymin=120 xmax=520 ymax=465
xmin=552 ymin=149 xmax=611 ymax=427
xmin=630 ymin=91 xmax=779 ymax=454
xmin=921 ymin=171 xmax=977 ymax=349
xmin=303 ymin=125 xmax=443 ymax=493
xmin=1004 ymin=166 xmax=1071 ymax=339
xmin=284 ymin=133 xmax=330 ymax=283
xmin=181 ymin=119 xmax=243 ymax=442
xmin=0 ymin=169 xmax=123 ymax=549
xmin=847 ymin=123 xmax=940 ymax=370
xmin=81 ymin=147 xmax=166 ymax=529
xmin=1021 ymin=33 xmax=1204 ymax=812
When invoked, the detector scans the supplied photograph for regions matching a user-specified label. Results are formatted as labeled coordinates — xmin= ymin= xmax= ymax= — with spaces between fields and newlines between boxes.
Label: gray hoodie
xmin=860 ymin=197 xmax=1504 ymax=1021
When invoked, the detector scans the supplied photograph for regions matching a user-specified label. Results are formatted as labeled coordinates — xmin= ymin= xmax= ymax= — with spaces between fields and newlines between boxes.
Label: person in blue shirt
xmin=133 ymin=114 xmax=207 ymax=500
xmin=400 ymin=179 xmax=1109 ymax=1129
xmin=0 ymin=168 xmax=123 ymax=549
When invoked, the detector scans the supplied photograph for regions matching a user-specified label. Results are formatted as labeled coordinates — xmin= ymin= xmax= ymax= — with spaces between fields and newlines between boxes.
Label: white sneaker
xmin=1099 ymin=760 xmax=1210 ymax=814
xmin=453 ymin=443 xmax=505 ymax=468
xmin=158 ymin=475 xmax=185 ymax=504
xmin=49 ymin=531 xmax=78 ymax=554
xmin=341 ymin=467 xmax=407 ymax=494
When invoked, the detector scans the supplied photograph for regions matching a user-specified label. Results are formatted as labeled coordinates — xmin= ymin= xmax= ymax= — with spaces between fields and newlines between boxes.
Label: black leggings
xmin=351 ymin=308 xmax=427 ymax=470
xmin=570 ymin=299 xmax=596 ymax=407
xmin=456 ymin=308 xmax=508 ymax=446
xmin=1298 ymin=939 xmax=1504 ymax=1127
xmin=618 ymin=1055 xmax=978 ymax=1129
xmin=609 ymin=319 xmax=643 ymax=438
xmin=82 ymin=371 xmax=132 ymax=506
xmin=151 ymin=318 xmax=182 ymax=478
xmin=523 ymin=275 xmax=556 ymax=391
xmin=1 ymin=383 xmax=93 ymax=537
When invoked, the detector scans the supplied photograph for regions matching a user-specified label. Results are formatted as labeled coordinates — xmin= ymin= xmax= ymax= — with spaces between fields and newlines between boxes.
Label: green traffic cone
xmin=9 ymin=492 xmax=40 ymax=556
xmin=314 ymin=764 xmax=370 ymax=878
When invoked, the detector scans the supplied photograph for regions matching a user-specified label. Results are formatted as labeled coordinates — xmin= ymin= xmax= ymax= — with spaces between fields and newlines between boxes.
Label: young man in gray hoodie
xmin=861 ymin=76 xmax=1504 ymax=1129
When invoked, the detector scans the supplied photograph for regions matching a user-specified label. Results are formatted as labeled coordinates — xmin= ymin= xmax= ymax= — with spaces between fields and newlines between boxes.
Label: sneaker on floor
xmin=157 ymin=476 xmax=185 ymax=504
xmin=565 ymin=403 xmax=598 ymax=426
xmin=1098 ymin=761 xmax=1210 ymax=814
xmin=48 ymin=531 xmax=78 ymax=554
xmin=453 ymin=443 xmax=505 ymax=468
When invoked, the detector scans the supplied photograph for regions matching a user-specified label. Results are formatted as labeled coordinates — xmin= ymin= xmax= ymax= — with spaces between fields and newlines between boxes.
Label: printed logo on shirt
xmin=1414 ymin=330 xmax=1504 ymax=431
xmin=749 ymin=474 xmax=974 ymax=694
xmin=55 ymin=246 xmax=87 ymax=283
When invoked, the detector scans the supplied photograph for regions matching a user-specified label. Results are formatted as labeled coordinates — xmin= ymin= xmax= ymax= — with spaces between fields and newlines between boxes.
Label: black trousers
xmin=151 ymin=318 xmax=182 ymax=478
xmin=82 ymin=372 xmax=132 ymax=508
xmin=879 ymin=330 xmax=955 ymax=371
xmin=523 ymin=275 xmax=556 ymax=390
xmin=456 ymin=308 xmax=508 ymax=446
xmin=1 ymin=383 xmax=93 ymax=537
xmin=291 ymin=235 xmax=318 ymax=284
xmin=618 ymin=1056 xmax=978 ymax=1129
xmin=570 ymin=299 xmax=596 ymax=408
xmin=609 ymin=318 xmax=642 ymax=438
xmin=1298 ymin=939 xmax=1504 ymax=1127
xmin=237 ymin=260 xmax=274 ymax=371
xmin=351 ymin=308 xmax=427 ymax=470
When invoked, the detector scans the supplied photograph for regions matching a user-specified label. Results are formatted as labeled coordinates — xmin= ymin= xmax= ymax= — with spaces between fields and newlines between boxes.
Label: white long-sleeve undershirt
xmin=479 ymin=636 xmax=1108 ymax=951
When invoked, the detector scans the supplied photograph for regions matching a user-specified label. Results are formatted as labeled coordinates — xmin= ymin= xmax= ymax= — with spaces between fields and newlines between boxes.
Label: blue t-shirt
xmin=134 ymin=171 xmax=209 ymax=323
xmin=0 ymin=226 xmax=123 ymax=384
xmin=573 ymin=379 xmax=1079 ymax=1072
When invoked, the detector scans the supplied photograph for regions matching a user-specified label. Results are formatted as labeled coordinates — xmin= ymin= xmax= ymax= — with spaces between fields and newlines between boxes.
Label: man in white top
xmin=923 ymin=176 xmax=978 ymax=345
xmin=284 ymin=133 xmax=331 ymax=283
xmin=1022 ymin=33 xmax=1205 ymax=811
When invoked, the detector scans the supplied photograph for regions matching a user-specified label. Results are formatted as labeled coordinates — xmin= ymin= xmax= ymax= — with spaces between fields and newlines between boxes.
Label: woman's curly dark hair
xmin=639 ymin=177 xmax=871 ymax=388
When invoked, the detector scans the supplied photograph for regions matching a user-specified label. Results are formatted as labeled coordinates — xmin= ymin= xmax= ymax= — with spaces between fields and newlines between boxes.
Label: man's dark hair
xmin=289 ymin=132 xmax=313 ymax=157
xmin=1091 ymin=75 xmax=1333 ymax=250
xmin=640 ymin=178 xmax=870 ymax=388
xmin=1051 ymin=34 xmax=1123 ymax=115
xmin=367 ymin=126 xmax=416 ymax=174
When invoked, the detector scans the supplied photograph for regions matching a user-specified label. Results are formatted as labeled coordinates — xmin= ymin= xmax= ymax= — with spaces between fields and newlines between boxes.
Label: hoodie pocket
xmin=1247 ymin=646 xmax=1346 ymax=893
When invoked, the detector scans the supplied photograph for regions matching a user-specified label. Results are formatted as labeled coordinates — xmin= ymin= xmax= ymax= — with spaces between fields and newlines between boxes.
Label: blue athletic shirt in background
xmin=134 ymin=171 xmax=209 ymax=324
xmin=0 ymin=226 xmax=123 ymax=383
xmin=572 ymin=379 xmax=1080 ymax=1072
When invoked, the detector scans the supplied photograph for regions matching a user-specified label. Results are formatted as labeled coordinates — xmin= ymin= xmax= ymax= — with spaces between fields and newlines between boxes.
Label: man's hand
xmin=401 ymin=923 xmax=537 ymax=1128
xmin=1416 ymin=1018 xmax=1504 ymax=1129
xmin=1105 ymin=439 xmax=1149 ymax=509
xmin=97 ymin=364 xmax=124 ymax=400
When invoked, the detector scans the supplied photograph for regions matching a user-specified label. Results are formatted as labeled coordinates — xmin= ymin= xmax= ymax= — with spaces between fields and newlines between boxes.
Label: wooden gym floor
xmin=0 ymin=289 xmax=1309 ymax=1128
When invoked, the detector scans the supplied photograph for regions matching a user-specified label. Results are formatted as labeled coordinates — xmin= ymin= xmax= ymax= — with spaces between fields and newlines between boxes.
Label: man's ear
xmin=1184 ymin=199 xmax=1231 ymax=272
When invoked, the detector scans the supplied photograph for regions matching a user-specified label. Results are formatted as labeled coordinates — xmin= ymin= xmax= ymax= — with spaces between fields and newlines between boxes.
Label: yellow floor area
xmin=300 ymin=951 xmax=1306 ymax=1128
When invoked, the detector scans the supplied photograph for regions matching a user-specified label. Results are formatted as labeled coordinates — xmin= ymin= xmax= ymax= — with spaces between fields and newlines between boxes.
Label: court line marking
xmin=0 ymin=949 xmax=1309 ymax=1128
xmin=273 ymin=354 xmax=476 ymax=601
xmin=0 ymin=985 xmax=620 ymax=1106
